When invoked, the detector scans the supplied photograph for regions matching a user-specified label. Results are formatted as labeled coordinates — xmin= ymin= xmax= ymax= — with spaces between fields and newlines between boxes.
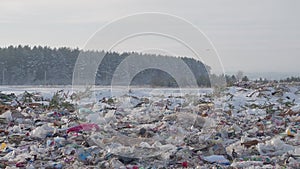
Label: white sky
xmin=0 ymin=0 xmax=299 ymax=74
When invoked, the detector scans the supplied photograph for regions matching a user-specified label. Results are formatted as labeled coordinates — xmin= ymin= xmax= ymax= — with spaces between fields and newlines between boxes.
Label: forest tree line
xmin=0 ymin=45 xmax=211 ymax=87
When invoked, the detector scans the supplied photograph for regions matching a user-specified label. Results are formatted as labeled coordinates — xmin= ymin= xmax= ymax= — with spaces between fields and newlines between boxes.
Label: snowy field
xmin=0 ymin=85 xmax=213 ymax=100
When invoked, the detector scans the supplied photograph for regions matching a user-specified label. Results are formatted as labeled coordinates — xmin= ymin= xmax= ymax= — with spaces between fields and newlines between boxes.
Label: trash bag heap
xmin=0 ymin=82 xmax=299 ymax=168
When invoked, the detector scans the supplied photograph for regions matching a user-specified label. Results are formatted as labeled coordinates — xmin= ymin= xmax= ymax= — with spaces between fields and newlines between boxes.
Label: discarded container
xmin=202 ymin=155 xmax=230 ymax=165
xmin=257 ymin=138 xmax=295 ymax=156
xmin=0 ymin=110 xmax=12 ymax=122
xmin=30 ymin=124 xmax=54 ymax=139
xmin=0 ymin=143 xmax=7 ymax=151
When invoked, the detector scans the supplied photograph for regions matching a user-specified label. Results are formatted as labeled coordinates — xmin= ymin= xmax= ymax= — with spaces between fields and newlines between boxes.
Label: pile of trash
xmin=0 ymin=83 xmax=299 ymax=168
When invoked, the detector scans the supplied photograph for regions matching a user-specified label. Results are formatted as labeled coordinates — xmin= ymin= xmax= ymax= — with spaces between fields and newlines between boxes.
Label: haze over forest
xmin=0 ymin=46 xmax=210 ymax=86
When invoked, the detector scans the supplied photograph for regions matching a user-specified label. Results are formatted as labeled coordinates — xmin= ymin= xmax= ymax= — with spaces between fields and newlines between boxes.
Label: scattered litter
xmin=0 ymin=82 xmax=299 ymax=168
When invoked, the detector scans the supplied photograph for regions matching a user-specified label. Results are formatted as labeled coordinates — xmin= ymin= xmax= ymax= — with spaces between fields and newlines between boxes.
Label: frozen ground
xmin=0 ymin=85 xmax=212 ymax=101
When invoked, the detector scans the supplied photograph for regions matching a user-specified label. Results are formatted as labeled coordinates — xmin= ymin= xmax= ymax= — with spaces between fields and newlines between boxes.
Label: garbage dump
xmin=0 ymin=83 xmax=299 ymax=168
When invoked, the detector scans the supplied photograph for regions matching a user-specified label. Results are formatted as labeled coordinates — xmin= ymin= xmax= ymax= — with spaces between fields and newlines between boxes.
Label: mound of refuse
xmin=0 ymin=83 xmax=299 ymax=168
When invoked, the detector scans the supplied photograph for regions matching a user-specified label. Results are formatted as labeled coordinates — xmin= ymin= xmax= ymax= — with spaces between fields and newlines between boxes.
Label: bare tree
xmin=236 ymin=71 xmax=244 ymax=82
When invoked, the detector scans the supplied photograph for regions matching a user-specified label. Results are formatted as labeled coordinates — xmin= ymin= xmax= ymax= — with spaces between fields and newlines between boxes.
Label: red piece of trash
xmin=182 ymin=161 xmax=188 ymax=168
xmin=66 ymin=123 xmax=100 ymax=134
xmin=132 ymin=166 xmax=139 ymax=169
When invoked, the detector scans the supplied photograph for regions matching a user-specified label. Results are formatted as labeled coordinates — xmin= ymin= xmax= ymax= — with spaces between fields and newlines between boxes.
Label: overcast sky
xmin=0 ymin=0 xmax=299 ymax=74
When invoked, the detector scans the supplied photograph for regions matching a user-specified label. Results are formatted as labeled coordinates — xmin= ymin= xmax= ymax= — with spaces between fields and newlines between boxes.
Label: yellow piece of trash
xmin=0 ymin=143 xmax=7 ymax=150
xmin=286 ymin=127 xmax=294 ymax=137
